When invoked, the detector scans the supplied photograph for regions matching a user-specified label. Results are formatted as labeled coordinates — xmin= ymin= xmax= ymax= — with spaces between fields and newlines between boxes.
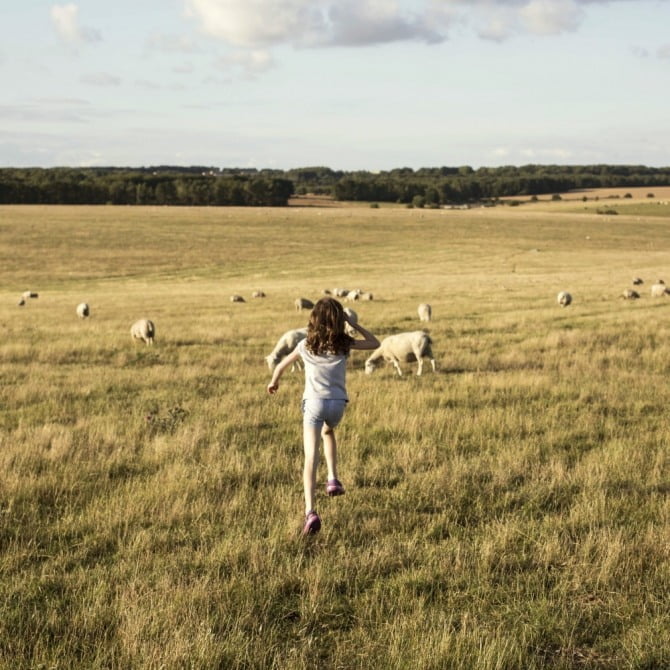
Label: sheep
xmin=632 ymin=278 xmax=644 ymax=285
xmin=345 ymin=289 xmax=362 ymax=302
xmin=359 ymin=292 xmax=374 ymax=301
xmin=76 ymin=302 xmax=90 ymax=318
xmin=252 ymin=290 xmax=266 ymax=298
xmin=333 ymin=288 xmax=349 ymax=297
xmin=621 ymin=289 xmax=640 ymax=300
xmin=417 ymin=303 xmax=432 ymax=322
xmin=650 ymin=283 xmax=670 ymax=297
xmin=22 ymin=291 xmax=38 ymax=299
xmin=230 ymin=295 xmax=246 ymax=303
xmin=265 ymin=327 xmax=308 ymax=371
xmin=295 ymin=297 xmax=314 ymax=311
xmin=131 ymin=319 xmax=155 ymax=345
xmin=364 ymin=331 xmax=436 ymax=377
xmin=343 ymin=307 xmax=358 ymax=337
xmin=557 ymin=291 xmax=572 ymax=307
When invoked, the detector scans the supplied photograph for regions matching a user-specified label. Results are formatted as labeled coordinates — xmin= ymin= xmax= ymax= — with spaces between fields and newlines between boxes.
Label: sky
xmin=1 ymin=0 xmax=669 ymax=171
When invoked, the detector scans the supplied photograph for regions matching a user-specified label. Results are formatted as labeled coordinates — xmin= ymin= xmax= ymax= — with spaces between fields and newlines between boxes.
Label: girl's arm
xmin=267 ymin=348 xmax=301 ymax=394
xmin=347 ymin=320 xmax=380 ymax=351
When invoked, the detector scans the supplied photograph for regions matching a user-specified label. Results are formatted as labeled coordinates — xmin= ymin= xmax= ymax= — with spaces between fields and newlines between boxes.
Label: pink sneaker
xmin=326 ymin=479 xmax=345 ymax=496
xmin=302 ymin=511 xmax=321 ymax=536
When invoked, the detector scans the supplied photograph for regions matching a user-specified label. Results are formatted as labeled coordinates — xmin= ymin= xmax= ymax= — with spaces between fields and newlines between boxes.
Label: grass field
xmin=1 ymin=197 xmax=669 ymax=669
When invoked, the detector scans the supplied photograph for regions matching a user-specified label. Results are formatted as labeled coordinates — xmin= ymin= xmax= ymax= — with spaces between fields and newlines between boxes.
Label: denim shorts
xmin=301 ymin=398 xmax=347 ymax=430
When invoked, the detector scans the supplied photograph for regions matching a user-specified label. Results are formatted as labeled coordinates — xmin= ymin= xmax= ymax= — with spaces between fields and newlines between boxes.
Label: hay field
xmin=1 ymin=202 xmax=669 ymax=669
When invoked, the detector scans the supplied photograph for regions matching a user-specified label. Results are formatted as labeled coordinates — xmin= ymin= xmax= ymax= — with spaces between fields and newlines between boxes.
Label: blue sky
xmin=1 ymin=0 xmax=669 ymax=170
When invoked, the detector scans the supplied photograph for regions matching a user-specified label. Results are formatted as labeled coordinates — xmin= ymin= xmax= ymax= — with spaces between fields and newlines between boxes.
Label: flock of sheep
xmin=557 ymin=277 xmax=670 ymax=308
xmin=263 ymin=287 xmax=436 ymax=377
xmin=17 ymin=276 xmax=665 ymax=376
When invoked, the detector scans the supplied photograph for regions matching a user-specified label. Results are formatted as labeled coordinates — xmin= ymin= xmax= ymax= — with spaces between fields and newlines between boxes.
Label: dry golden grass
xmin=0 ymin=203 xmax=669 ymax=669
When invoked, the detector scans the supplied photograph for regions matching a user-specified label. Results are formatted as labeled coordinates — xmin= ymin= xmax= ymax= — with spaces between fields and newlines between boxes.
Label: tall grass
xmin=0 ymin=203 xmax=668 ymax=669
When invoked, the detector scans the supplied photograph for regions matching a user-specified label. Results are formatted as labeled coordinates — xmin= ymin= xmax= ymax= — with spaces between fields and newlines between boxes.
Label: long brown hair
xmin=306 ymin=297 xmax=353 ymax=355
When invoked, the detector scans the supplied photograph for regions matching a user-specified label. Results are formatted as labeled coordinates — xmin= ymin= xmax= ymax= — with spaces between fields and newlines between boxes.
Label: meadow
xmin=0 ymin=197 xmax=668 ymax=669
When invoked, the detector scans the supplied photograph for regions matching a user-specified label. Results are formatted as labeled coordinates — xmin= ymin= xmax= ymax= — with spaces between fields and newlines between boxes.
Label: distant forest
xmin=1 ymin=164 xmax=669 ymax=207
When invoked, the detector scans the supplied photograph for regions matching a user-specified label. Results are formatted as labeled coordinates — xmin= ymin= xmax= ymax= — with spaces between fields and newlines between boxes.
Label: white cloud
xmin=181 ymin=0 xmax=624 ymax=52
xmin=658 ymin=44 xmax=670 ymax=59
xmin=51 ymin=4 xmax=101 ymax=44
xmin=184 ymin=0 xmax=445 ymax=48
xmin=519 ymin=0 xmax=582 ymax=35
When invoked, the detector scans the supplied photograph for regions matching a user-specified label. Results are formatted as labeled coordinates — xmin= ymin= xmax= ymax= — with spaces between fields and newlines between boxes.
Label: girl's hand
xmin=267 ymin=382 xmax=279 ymax=394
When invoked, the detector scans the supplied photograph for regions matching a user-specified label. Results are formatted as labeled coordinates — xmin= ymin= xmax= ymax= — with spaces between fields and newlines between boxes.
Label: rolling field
xmin=1 ymin=200 xmax=669 ymax=669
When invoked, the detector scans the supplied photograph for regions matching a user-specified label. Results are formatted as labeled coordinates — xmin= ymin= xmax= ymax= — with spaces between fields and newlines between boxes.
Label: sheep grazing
xmin=76 ymin=302 xmax=90 ymax=318
xmin=295 ymin=297 xmax=314 ymax=311
xmin=343 ymin=307 xmax=358 ymax=337
xmin=650 ymin=283 xmax=670 ymax=297
xmin=251 ymin=290 xmax=266 ymax=298
xmin=131 ymin=319 xmax=155 ymax=345
xmin=230 ymin=295 xmax=246 ymax=303
xmin=333 ymin=288 xmax=349 ymax=297
xmin=359 ymin=292 xmax=373 ymax=301
xmin=557 ymin=291 xmax=572 ymax=307
xmin=621 ymin=289 xmax=640 ymax=300
xmin=632 ymin=278 xmax=644 ymax=285
xmin=22 ymin=291 xmax=38 ymax=299
xmin=265 ymin=327 xmax=308 ymax=371
xmin=417 ymin=303 xmax=432 ymax=322
xmin=345 ymin=289 xmax=362 ymax=302
xmin=365 ymin=331 xmax=436 ymax=377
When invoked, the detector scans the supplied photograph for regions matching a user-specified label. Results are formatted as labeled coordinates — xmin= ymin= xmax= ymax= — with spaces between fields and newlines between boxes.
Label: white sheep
xmin=295 ymin=297 xmax=314 ymax=311
xmin=252 ymin=290 xmax=266 ymax=298
xmin=359 ymin=292 xmax=374 ymax=301
xmin=265 ymin=327 xmax=308 ymax=371
xmin=632 ymin=278 xmax=644 ymax=285
xmin=22 ymin=291 xmax=38 ymax=299
xmin=333 ymin=288 xmax=349 ymax=297
xmin=230 ymin=295 xmax=246 ymax=303
xmin=557 ymin=291 xmax=572 ymax=307
xmin=417 ymin=303 xmax=432 ymax=322
xmin=345 ymin=289 xmax=362 ymax=302
xmin=343 ymin=307 xmax=358 ymax=337
xmin=131 ymin=319 xmax=155 ymax=345
xmin=365 ymin=331 xmax=436 ymax=377
xmin=76 ymin=302 xmax=90 ymax=318
xmin=650 ymin=283 xmax=670 ymax=297
xmin=621 ymin=289 xmax=640 ymax=300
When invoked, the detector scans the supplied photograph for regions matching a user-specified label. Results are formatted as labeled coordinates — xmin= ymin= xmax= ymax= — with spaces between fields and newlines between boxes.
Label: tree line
xmin=0 ymin=168 xmax=294 ymax=206
xmin=0 ymin=164 xmax=668 ymax=207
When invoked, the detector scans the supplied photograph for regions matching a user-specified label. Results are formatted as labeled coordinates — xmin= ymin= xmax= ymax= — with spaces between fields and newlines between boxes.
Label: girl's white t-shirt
xmin=296 ymin=339 xmax=348 ymax=401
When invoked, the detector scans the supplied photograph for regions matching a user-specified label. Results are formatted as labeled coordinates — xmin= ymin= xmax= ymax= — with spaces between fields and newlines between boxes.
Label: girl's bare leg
xmin=322 ymin=425 xmax=338 ymax=482
xmin=303 ymin=425 xmax=321 ymax=514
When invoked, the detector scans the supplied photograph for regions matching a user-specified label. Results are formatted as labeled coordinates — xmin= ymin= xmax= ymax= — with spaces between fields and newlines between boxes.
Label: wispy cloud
xmin=658 ymin=44 xmax=670 ymax=59
xmin=80 ymin=72 xmax=121 ymax=87
xmin=51 ymin=4 xmax=101 ymax=44
xmin=146 ymin=33 xmax=200 ymax=54
xmin=214 ymin=49 xmax=275 ymax=78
